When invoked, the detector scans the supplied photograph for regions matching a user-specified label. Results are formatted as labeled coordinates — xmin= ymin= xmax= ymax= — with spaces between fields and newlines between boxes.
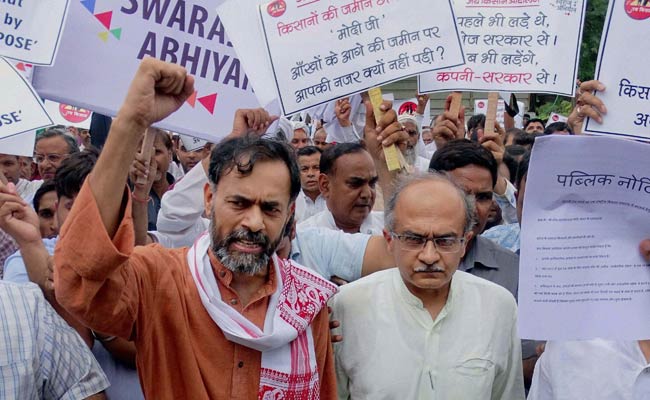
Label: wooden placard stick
xmin=449 ymin=91 xmax=463 ymax=119
xmin=484 ymin=92 xmax=499 ymax=136
xmin=368 ymin=87 xmax=403 ymax=172
xmin=0 ymin=169 xmax=8 ymax=186
xmin=135 ymin=128 xmax=156 ymax=186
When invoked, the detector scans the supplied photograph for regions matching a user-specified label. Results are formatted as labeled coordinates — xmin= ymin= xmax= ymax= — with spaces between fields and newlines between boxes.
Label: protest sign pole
xmin=369 ymin=87 xmax=404 ymax=172
xmin=449 ymin=91 xmax=463 ymax=118
xmin=484 ymin=92 xmax=500 ymax=136
xmin=135 ymin=128 xmax=156 ymax=186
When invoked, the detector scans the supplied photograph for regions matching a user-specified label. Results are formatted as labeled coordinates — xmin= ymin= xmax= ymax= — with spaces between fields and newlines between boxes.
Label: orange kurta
xmin=53 ymin=181 xmax=336 ymax=400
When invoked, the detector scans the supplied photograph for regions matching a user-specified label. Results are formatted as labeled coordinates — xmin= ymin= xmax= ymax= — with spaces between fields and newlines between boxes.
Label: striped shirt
xmin=0 ymin=282 xmax=109 ymax=399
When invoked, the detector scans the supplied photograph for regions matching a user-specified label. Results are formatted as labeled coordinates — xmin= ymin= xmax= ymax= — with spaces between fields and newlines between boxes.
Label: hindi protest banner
xmin=0 ymin=0 xmax=70 ymax=66
xmin=0 ymin=130 xmax=36 ymax=156
xmin=474 ymin=98 xmax=524 ymax=127
xmin=0 ymin=57 xmax=52 ymax=140
xmin=584 ymin=0 xmax=650 ymax=141
xmin=519 ymin=135 xmax=650 ymax=340
xmin=255 ymin=0 xmax=465 ymax=115
xmin=43 ymin=100 xmax=92 ymax=129
xmin=31 ymin=0 xmax=262 ymax=142
xmin=418 ymin=0 xmax=586 ymax=96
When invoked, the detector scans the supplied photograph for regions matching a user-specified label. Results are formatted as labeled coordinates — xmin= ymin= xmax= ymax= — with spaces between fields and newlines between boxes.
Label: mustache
xmin=222 ymin=229 xmax=270 ymax=248
xmin=414 ymin=265 xmax=445 ymax=273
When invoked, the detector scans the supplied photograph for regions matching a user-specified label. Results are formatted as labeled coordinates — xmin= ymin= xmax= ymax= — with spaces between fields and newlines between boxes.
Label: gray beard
xmin=214 ymin=246 xmax=269 ymax=275
xmin=210 ymin=221 xmax=276 ymax=275
xmin=405 ymin=146 xmax=417 ymax=166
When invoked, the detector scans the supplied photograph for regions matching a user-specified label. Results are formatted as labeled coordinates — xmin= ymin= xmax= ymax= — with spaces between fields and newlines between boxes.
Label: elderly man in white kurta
xmin=331 ymin=173 xmax=525 ymax=399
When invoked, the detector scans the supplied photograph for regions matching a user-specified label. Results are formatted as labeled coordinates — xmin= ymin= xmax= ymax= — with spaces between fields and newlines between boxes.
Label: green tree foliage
xmin=578 ymin=0 xmax=608 ymax=82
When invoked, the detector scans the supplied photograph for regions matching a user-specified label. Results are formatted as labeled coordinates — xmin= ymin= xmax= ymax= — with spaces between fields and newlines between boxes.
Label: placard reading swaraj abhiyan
xmin=32 ymin=0 xmax=261 ymax=141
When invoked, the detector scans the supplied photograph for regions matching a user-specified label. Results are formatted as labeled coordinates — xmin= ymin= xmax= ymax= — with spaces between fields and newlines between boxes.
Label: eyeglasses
xmin=33 ymin=153 xmax=68 ymax=164
xmin=390 ymin=232 xmax=465 ymax=253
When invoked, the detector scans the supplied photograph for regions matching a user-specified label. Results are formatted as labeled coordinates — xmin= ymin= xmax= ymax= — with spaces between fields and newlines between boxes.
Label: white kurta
xmin=298 ymin=209 xmax=384 ymax=235
xmin=331 ymin=269 xmax=525 ymax=400
xmin=294 ymin=191 xmax=326 ymax=223
xmin=529 ymin=339 xmax=650 ymax=400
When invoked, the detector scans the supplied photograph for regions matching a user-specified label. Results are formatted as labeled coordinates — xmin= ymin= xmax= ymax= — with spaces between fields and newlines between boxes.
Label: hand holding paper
xmin=568 ymin=80 xmax=607 ymax=133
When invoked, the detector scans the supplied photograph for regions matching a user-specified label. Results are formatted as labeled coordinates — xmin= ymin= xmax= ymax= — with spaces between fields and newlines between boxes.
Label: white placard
xmin=584 ymin=0 xmax=650 ymax=141
xmin=519 ymin=135 xmax=650 ymax=341
xmin=32 ymin=0 xmax=262 ymax=142
xmin=256 ymin=0 xmax=465 ymax=115
xmin=43 ymin=100 xmax=92 ymax=129
xmin=0 ymin=0 xmax=70 ymax=66
xmin=0 ymin=57 xmax=52 ymax=140
xmin=0 ymin=130 xmax=35 ymax=156
xmin=418 ymin=0 xmax=586 ymax=96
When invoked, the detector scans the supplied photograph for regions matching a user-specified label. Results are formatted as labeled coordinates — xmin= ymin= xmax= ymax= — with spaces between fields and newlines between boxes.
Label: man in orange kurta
xmin=53 ymin=59 xmax=337 ymax=399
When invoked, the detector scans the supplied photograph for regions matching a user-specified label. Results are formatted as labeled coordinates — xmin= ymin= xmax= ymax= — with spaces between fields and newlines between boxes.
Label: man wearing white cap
xmin=176 ymin=134 xmax=211 ymax=174
xmin=397 ymin=114 xmax=431 ymax=173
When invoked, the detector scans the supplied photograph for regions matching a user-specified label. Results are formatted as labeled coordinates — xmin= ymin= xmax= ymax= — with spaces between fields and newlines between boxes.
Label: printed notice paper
xmin=0 ymin=57 xmax=52 ymax=140
xmin=519 ymin=135 xmax=650 ymax=341
xmin=32 ymin=0 xmax=261 ymax=142
xmin=0 ymin=0 xmax=70 ymax=65
xmin=257 ymin=0 xmax=465 ymax=115
xmin=584 ymin=0 xmax=650 ymax=141
xmin=419 ymin=0 xmax=586 ymax=96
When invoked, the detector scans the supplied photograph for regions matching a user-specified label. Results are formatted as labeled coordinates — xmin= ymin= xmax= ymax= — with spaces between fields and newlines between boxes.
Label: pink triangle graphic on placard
xmin=198 ymin=93 xmax=217 ymax=114
xmin=186 ymin=91 xmax=197 ymax=108
xmin=94 ymin=11 xmax=113 ymax=30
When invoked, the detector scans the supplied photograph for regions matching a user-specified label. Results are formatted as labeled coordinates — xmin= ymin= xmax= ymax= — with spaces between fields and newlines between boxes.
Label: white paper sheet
xmin=519 ymin=135 xmax=650 ymax=341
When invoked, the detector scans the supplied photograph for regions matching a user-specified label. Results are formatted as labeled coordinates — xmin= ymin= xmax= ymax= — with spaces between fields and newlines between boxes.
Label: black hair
xmin=36 ymin=128 xmax=80 ymax=154
xmin=429 ymin=139 xmax=498 ymax=187
xmin=55 ymin=148 xmax=98 ymax=199
xmin=544 ymin=122 xmax=573 ymax=135
xmin=524 ymin=118 xmax=546 ymax=129
xmin=208 ymin=135 xmax=301 ymax=202
xmin=152 ymin=128 xmax=173 ymax=150
xmin=467 ymin=114 xmax=486 ymax=133
xmin=33 ymin=180 xmax=57 ymax=212
xmin=319 ymin=142 xmax=367 ymax=176
xmin=515 ymin=151 xmax=531 ymax=189
xmin=296 ymin=146 xmax=322 ymax=158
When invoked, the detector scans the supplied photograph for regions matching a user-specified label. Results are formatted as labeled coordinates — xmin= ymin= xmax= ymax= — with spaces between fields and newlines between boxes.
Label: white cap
xmin=179 ymin=135 xmax=208 ymax=152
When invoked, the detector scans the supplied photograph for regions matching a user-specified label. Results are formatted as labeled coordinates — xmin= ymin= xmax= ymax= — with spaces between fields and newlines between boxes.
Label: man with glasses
xmin=331 ymin=173 xmax=524 ymax=399
xmin=34 ymin=128 xmax=79 ymax=181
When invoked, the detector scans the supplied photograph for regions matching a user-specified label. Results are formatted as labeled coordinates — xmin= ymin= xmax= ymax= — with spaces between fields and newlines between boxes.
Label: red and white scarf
xmin=188 ymin=233 xmax=337 ymax=399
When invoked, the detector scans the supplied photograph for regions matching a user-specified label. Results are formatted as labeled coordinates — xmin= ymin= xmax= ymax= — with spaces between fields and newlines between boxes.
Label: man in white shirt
xmin=331 ymin=173 xmax=524 ymax=399
xmin=294 ymin=146 xmax=326 ymax=222
xmin=299 ymin=143 xmax=384 ymax=235
xmin=0 ymin=153 xmax=42 ymax=202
